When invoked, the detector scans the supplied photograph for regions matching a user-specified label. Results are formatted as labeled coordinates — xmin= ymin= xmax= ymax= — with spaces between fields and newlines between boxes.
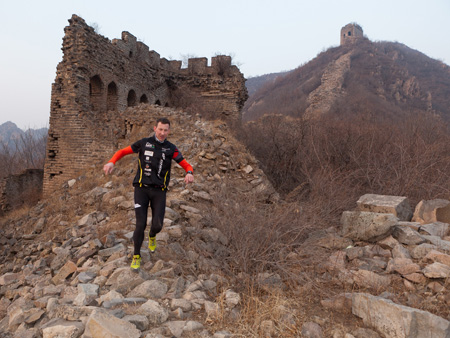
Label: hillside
xmin=243 ymin=39 xmax=450 ymax=122
xmin=245 ymin=71 xmax=289 ymax=97
xmin=3 ymin=105 xmax=450 ymax=337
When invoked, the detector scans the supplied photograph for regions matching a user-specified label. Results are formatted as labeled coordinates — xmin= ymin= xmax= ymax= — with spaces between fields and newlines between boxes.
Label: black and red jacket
xmin=108 ymin=135 xmax=193 ymax=190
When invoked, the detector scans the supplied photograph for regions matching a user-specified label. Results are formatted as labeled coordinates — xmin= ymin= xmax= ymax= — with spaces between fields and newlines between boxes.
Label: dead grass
xmin=204 ymin=181 xmax=313 ymax=277
xmin=201 ymin=180 xmax=361 ymax=334
xmin=240 ymin=112 xmax=450 ymax=211
xmin=202 ymin=111 xmax=450 ymax=333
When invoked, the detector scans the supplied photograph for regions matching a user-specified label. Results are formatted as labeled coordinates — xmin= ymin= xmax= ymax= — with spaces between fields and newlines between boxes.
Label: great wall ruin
xmin=340 ymin=23 xmax=364 ymax=45
xmin=43 ymin=14 xmax=248 ymax=196
xmin=0 ymin=20 xmax=365 ymax=212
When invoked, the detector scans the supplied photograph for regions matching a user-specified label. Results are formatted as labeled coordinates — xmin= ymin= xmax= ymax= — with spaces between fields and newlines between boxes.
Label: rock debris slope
xmin=320 ymin=194 xmax=450 ymax=337
xmin=4 ymin=106 xmax=450 ymax=337
xmin=0 ymin=106 xmax=278 ymax=338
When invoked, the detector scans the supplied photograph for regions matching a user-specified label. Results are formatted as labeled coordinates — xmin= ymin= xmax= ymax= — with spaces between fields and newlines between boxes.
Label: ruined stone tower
xmin=340 ymin=23 xmax=364 ymax=45
xmin=43 ymin=15 xmax=248 ymax=195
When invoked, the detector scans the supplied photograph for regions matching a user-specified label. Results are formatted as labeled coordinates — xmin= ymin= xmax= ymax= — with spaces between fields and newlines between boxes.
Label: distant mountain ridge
xmin=246 ymin=71 xmax=289 ymax=97
xmin=0 ymin=121 xmax=48 ymax=148
xmin=243 ymin=39 xmax=450 ymax=122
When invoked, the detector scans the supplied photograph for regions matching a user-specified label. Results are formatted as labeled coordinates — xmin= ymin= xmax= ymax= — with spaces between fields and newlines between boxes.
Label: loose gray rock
xmin=351 ymin=270 xmax=391 ymax=289
xmin=392 ymin=226 xmax=426 ymax=245
xmin=42 ymin=321 xmax=84 ymax=338
xmin=410 ymin=243 xmax=439 ymax=259
xmin=353 ymin=293 xmax=450 ymax=337
xmin=386 ymin=258 xmax=421 ymax=275
xmin=423 ymin=262 xmax=450 ymax=278
xmin=127 ymin=280 xmax=168 ymax=299
xmin=419 ymin=222 xmax=450 ymax=237
xmin=422 ymin=235 xmax=450 ymax=251
xmin=341 ymin=211 xmax=398 ymax=242
xmin=392 ymin=244 xmax=411 ymax=259
xmin=122 ymin=314 xmax=149 ymax=331
xmin=413 ymin=199 xmax=450 ymax=224
xmin=357 ymin=194 xmax=412 ymax=221
xmin=171 ymin=298 xmax=193 ymax=312
xmin=84 ymin=308 xmax=141 ymax=338
xmin=138 ymin=299 xmax=169 ymax=325
xmin=105 ymin=267 xmax=146 ymax=294
xmin=424 ymin=250 xmax=450 ymax=266
xmin=77 ymin=271 xmax=97 ymax=283
xmin=301 ymin=321 xmax=323 ymax=338
xmin=73 ymin=283 xmax=99 ymax=306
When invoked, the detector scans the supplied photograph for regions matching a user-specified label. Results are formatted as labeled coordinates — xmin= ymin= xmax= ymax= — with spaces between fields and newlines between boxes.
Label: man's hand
xmin=103 ymin=162 xmax=114 ymax=175
xmin=184 ymin=173 xmax=194 ymax=184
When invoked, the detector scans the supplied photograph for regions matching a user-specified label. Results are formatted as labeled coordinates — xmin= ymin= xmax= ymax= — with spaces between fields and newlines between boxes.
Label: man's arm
xmin=172 ymin=147 xmax=194 ymax=184
xmin=178 ymin=159 xmax=194 ymax=184
xmin=103 ymin=146 xmax=134 ymax=175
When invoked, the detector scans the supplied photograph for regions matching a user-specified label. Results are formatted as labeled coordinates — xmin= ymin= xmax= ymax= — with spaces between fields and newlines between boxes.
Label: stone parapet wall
xmin=0 ymin=169 xmax=43 ymax=215
xmin=43 ymin=15 xmax=248 ymax=195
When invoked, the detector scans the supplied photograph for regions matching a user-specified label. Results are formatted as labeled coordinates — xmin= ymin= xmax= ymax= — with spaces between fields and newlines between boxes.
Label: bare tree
xmin=0 ymin=131 xmax=46 ymax=179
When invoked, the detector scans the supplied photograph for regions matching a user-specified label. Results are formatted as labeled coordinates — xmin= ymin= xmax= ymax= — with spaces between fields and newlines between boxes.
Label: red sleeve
xmin=108 ymin=146 xmax=134 ymax=164
xmin=178 ymin=159 xmax=193 ymax=173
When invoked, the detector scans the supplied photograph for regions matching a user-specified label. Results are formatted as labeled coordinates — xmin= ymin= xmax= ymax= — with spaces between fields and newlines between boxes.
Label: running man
xmin=103 ymin=117 xmax=194 ymax=270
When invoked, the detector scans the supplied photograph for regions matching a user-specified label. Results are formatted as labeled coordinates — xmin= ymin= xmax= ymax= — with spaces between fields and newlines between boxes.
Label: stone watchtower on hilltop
xmin=340 ymin=23 xmax=364 ymax=45
xmin=43 ymin=15 xmax=248 ymax=195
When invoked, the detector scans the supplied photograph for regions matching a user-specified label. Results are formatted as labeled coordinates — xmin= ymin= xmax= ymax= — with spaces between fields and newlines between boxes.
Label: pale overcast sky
xmin=1 ymin=0 xmax=449 ymax=130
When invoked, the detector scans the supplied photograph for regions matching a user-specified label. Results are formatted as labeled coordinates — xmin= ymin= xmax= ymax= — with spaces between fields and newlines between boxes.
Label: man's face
xmin=154 ymin=122 xmax=170 ymax=141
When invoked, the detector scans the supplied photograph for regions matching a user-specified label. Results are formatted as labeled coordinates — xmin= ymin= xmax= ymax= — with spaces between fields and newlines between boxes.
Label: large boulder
xmin=412 ymin=199 xmax=450 ymax=224
xmin=352 ymin=293 xmax=450 ymax=337
xmin=84 ymin=308 xmax=141 ymax=338
xmin=341 ymin=211 xmax=398 ymax=242
xmin=357 ymin=194 xmax=412 ymax=221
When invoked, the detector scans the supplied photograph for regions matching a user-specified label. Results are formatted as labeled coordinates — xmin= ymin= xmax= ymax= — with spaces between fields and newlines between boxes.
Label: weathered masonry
xmin=43 ymin=15 xmax=248 ymax=195
xmin=340 ymin=23 xmax=364 ymax=45
xmin=0 ymin=169 xmax=43 ymax=215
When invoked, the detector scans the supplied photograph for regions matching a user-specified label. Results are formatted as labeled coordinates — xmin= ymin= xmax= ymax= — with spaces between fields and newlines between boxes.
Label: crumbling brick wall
xmin=340 ymin=23 xmax=364 ymax=45
xmin=0 ymin=169 xmax=43 ymax=215
xmin=43 ymin=15 xmax=248 ymax=195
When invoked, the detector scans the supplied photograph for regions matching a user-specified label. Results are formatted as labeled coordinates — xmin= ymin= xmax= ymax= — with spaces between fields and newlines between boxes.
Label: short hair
xmin=156 ymin=117 xmax=171 ymax=127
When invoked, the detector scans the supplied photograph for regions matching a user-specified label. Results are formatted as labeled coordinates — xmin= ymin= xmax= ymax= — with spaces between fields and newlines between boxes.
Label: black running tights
xmin=133 ymin=186 xmax=166 ymax=255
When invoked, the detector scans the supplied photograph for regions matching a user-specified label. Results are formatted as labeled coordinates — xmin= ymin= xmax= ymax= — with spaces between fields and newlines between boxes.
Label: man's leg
xmin=133 ymin=187 xmax=150 ymax=256
xmin=149 ymin=189 xmax=167 ymax=237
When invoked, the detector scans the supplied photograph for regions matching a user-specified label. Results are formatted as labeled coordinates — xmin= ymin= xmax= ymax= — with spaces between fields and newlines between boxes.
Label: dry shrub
xmin=0 ymin=204 xmax=32 ymax=226
xmin=0 ymin=131 xmax=47 ymax=179
xmin=240 ymin=112 xmax=450 ymax=223
xmin=0 ymin=130 xmax=46 ymax=215
xmin=205 ymin=180 xmax=314 ymax=280
xmin=212 ymin=111 xmax=450 ymax=332
xmin=230 ymin=287 xmax=303 ymax=337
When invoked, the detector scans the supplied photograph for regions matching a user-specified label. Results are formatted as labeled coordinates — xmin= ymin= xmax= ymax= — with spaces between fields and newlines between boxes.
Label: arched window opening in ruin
xmin=127 ymin=90 xmax=137 ymax=107
xmin=107 ymin=82 xmax=118 ymax=111
xmin=155 ymin=100 xmax=161 ymax=106
xmin=140 ymin=94 xmax=149 ymax=103
xmin=348 ymin=31 xmax=352 ymax=36
xmin=129 ymin=51 xmax=133 ymax=58
xmin=89 ymin=75 xmax=104 ymax=112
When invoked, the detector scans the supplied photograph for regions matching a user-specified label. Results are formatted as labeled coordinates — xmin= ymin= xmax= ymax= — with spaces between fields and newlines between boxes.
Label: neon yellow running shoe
xmin=130 ymin=255 xmax=141 ymax=270
xmin=148 ymin=236 xmax=156 ymax=252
